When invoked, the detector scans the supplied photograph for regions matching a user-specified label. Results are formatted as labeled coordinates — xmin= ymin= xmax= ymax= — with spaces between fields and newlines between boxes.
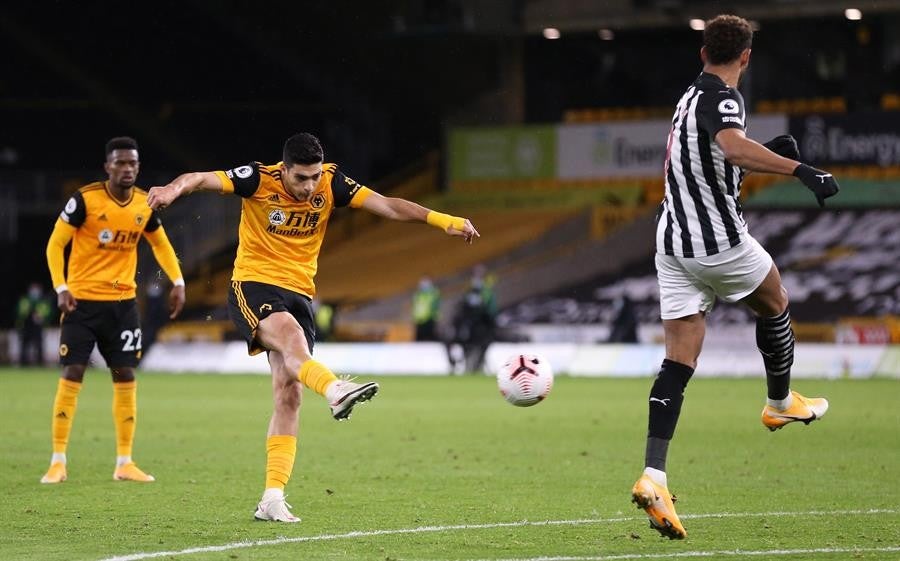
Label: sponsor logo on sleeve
xmin=342 ymin=175 xmax=361 ymax=200
xmin=64 ymin=197 xmax=77 ymax=214
xmin=234 ymin=165 xmax=253 ymax=179
xmin=718 ymin=99 xmax=740 ymax=115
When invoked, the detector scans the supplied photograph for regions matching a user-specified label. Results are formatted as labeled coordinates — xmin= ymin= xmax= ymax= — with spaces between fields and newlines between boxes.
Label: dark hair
xmin=105 ymin=136 xmax=139 ymax=157
xmin=703 ymin=15 xmax=753 ymax=65
xmin=283 ymin=133 xmax=324 ymax=166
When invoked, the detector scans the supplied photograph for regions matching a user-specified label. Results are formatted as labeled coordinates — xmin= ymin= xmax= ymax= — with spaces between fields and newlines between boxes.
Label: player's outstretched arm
xmin=359 ymin=191 xmax=480 ymax=243
xmin=715 ymin=129 xmax=798 ymax=175
xmin=715 ymin=129 xmax=839 ymax=207
xmin=147 ymin=172 xmax=224 ymax=210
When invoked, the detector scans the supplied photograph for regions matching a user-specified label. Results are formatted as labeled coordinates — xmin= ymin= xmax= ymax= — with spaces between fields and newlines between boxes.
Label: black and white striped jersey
xmin=656 ymin=72 xmax=748 ymax=258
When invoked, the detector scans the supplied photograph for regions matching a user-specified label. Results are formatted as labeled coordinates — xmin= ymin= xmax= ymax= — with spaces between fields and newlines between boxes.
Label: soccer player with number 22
xmin=42 ymin=137 xmax=185 ymax=485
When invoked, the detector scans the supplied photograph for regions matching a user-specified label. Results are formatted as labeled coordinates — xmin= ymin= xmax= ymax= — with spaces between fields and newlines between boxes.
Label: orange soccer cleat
xmin=113 ymin=462 xmax=156 ymax=482
xmin=631 ymin=474 xmax=687 ymax=540
xmin=40 ymin=462 xmax=68 ymax=484
xmin=762 ymin=390 xmax=829 ymax=431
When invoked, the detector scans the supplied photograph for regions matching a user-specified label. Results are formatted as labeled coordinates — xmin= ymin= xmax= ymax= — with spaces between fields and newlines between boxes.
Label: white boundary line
xmin=457 ymin=547 xmax=900 ymax=561
xmin=98 ymin=508 xmax=899 ymax=561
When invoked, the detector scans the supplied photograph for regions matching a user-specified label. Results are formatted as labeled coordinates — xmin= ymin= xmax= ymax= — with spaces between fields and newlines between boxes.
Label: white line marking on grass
xmin=98 ymin=508 xmax=898 ymax=561
xmin=459 ymin=547 xmax=900 ymax=561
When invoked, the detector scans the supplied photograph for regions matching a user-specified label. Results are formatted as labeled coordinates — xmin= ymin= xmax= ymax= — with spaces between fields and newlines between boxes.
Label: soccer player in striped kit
xmin=631 ymin=15 xmax=840 ymax=539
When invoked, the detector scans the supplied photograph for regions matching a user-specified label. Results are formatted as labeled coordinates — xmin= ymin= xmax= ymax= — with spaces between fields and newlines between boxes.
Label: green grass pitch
xmin=1 ymin=368 xmax=898 ymax=561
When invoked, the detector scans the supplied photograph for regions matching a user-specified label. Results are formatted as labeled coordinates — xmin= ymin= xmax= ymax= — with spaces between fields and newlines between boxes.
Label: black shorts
xmin=228 ymin=280 xmax=315 ymax=356
xmin=59 ymin=299 xmax=142 ymax=367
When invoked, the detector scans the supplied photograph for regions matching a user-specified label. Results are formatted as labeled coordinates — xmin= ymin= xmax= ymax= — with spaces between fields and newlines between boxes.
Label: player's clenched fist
xmin=147 ymin=185 xmax=179 ymax=210
xmin=793 ymin=163 xmax=840 ymax=208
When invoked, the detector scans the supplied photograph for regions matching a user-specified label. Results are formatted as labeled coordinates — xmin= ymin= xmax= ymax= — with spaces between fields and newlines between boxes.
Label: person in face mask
xmin=15 ymin=282 xmax=52 ymax=366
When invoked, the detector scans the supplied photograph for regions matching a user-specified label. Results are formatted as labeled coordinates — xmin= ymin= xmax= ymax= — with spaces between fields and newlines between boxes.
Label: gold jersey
xmin=215 ymin=162 xmax=371 ymax=297
xmin=56 ymin=182 xmax=162 ymax=300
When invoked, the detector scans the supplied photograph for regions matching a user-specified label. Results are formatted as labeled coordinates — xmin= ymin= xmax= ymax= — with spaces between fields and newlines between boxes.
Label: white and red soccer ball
xmin=496 ymin=353 xmax=554 ymax=407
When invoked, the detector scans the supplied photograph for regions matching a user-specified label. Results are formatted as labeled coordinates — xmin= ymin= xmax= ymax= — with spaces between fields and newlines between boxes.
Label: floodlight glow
xmin=598 ymin=29 xmax=615 ymax=41
xmin=543 ymin=27 xmax=561 ymax=39
xmin=845 ymin=8 xmax=862 ymax=20
xmin=689 ymin=19 xmax=706 ymax=31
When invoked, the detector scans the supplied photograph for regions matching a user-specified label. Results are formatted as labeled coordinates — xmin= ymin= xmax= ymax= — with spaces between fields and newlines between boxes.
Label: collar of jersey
xmin=697 ymin=71 xmax=729 ymax=89
xmin=103 ymin=181 xmax=135 ymax=207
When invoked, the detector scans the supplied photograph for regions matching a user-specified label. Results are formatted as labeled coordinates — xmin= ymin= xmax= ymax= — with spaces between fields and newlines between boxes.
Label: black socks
xmin=645 ymin=359 xmax=694 ymax=471
xmin=756 ymin=309 xmax=794 ymax=401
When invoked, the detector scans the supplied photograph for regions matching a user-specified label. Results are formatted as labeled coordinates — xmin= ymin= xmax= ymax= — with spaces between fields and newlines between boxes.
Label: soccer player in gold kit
xmin=42 ymin=137 xmax=185 ymax=484
xmin=148 ymin=132 xmax=478 ymax=522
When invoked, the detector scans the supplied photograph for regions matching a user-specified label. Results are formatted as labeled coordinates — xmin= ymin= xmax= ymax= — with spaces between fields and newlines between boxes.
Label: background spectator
xmin=15 ymin=282 xmax=52 ymax=366
xmin=412 ymin=276 xmax=441 ymax=341
xmin=608 ymin=295 xmax=639 ymax=343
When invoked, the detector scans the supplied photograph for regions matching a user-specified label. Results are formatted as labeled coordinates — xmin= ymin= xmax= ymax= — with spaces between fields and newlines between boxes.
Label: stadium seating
xmin=315 ymin=206 xmax=580 ymax=304
xmin=498 ymin=207 xmax=900 ymax=342
xmin=563 ymin=97 xmax=849 ymax=123
xmin=882 ymin=93 xmax=900 ymax=111
xmin=563 ymin=107 xmax=672 ymax=123
xmin=755 ymin=97 xmax=847 ymax=114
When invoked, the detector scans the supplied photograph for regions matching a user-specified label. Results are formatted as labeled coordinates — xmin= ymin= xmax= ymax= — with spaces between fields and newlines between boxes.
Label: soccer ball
xmin=497 ymin=353 xmax=554 ymax=407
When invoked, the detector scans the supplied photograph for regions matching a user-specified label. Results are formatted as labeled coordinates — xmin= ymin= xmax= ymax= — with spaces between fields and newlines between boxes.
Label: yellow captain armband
xmin=426 ymin=211 xmax=466 ymax=232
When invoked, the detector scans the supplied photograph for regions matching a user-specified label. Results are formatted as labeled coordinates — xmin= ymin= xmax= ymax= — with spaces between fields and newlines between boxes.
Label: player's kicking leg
xmin=231 ymin=282 xmax=379 ymax=422
xmin=745 ymin=266 xmax=829 ymax=432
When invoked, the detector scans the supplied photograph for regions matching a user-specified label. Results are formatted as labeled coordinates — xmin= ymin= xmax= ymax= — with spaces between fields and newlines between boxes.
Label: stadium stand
xmin=316 ymin=206 xmax=580 ymax=304
xmin=563 ymin=96 xmax=849 ymax=124
xmin=497 ymin=207 xmax=900 ymax=342
xmin=881 ymin=93 xmax=900 ymax=111
xmin=755 ymin=96 xmax=847 ymax=114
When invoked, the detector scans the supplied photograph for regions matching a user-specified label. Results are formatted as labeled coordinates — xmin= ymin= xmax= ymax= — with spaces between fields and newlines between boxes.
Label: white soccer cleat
xmin=328 ymin=379 xmax=379 ymax=420
xmin=254 ymin=495 xmax=301 ymax=523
